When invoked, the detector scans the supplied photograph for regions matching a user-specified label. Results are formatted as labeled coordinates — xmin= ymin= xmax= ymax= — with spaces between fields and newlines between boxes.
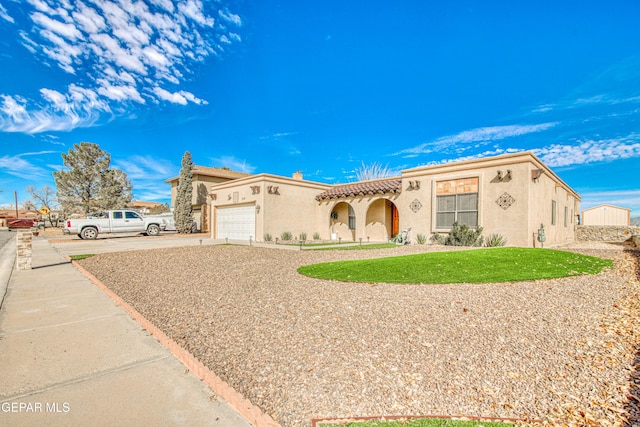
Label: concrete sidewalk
xmin=0 ymin=236 xmax=253 ymax=426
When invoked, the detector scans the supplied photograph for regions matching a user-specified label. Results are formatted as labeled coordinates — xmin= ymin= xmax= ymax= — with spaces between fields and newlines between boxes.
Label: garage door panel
xmin=216 ymin=205 xmax=256 ymax=240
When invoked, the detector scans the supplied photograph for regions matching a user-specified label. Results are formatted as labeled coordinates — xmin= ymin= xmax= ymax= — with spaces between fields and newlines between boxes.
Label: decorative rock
xmin=577 ymin=225 xmax=640 ymax=242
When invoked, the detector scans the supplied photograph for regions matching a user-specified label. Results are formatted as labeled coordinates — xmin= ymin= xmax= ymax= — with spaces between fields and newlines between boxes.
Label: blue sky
xmin=1 ymin=1 xmax=639 ymax=218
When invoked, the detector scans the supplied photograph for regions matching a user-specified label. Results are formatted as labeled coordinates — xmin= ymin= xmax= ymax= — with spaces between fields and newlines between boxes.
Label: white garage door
xmin=216 ymin=205 xmax=256 ymax=240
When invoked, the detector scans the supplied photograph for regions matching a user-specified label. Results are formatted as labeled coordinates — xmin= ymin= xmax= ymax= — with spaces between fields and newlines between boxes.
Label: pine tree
xmin=174 ymin=151 xmax=194 ymax=233
xmin=53 ymin=142 xmax=132 ymax=215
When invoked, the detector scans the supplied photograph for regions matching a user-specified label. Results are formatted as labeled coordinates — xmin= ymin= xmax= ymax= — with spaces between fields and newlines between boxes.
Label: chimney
xmin=292 ymin=171 xmax=303 ymax=180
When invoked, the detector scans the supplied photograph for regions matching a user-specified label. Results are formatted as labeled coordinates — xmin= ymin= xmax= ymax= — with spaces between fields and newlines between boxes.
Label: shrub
xmin=485 ymin=233 xmax=507 ymax=247
xmin=313 ymin=232 xmax=321 ymax=240
xmin=280 ymin=231 xmax=293 ymax=241
xmin=444 ymin=222 xmax=484 ymax=247
xmin=430 ymin=233 xmax=445 ymax=244
xmin=299 ymin=232 xmax=307 ymax=241
xmin=264 ymin=233 xmax=272 ymax=242
xmin=416 ymin=233 xmax=427 ymax=244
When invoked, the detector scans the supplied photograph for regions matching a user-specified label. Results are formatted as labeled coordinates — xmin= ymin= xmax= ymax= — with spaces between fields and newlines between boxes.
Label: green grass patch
xmin=69 ymin=254 xmax=95 ymax=261
xmin=298 ymin=248 xmax=612 ymax=284
xmin=281 ymin=241 xmax=354 ymax=247
xmin=312 ymin=243 xmax=398 ymax=251
xmin=318 ymin=418 xmax=512 ymax=427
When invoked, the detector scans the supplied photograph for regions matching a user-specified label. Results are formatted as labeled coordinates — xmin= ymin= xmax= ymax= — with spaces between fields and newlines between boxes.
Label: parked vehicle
xmin=154 ymin=213 xmax=198 ymax=233
xmin=63 ymin=209 xmax=166 ymax=240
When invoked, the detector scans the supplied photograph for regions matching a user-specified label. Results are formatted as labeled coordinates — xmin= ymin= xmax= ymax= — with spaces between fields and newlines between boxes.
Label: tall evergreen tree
xmin=53 ymin=142 xmax=132 ymax=215
xmin=174 ymin=151 xmax=194 ymax=233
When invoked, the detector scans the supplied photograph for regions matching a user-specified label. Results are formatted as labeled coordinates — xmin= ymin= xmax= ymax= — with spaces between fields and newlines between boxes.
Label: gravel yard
xmin=77 ymin=242 xmax=640 ymax=427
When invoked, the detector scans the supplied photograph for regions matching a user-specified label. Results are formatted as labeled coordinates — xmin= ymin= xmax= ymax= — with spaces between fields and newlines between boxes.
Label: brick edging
xmin=70 ymin=258 xmax=281 ymax=427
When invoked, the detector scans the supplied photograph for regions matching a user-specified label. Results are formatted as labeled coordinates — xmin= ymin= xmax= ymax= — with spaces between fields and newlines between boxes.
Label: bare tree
xmin=26 ymin=184 xmax=59 ymax=227
xmin=355 ymin=161 xmax=394 ymax=181
xmin=21 ymin=200 xmax=37 ymax=211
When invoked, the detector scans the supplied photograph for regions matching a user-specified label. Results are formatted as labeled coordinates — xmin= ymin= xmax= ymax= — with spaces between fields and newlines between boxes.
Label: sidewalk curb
xmin=70 ymin=258 xmax=281 ymax=427
xmin=0 ymin=236 xmax=16 ymax=311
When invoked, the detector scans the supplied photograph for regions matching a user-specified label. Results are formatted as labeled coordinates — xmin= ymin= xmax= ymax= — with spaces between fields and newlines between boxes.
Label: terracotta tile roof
xmin=316 ymin=179 xmax=402 ymax=200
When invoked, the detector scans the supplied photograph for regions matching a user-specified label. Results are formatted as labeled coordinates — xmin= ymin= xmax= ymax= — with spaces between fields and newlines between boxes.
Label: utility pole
xmin=15 ymin=191 xmax=19 ymax=219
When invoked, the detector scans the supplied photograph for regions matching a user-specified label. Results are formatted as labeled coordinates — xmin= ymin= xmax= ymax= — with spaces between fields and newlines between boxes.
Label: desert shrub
xmin=280 ymin=231 xmax=293 ymax=241
xmin=313 ymin=232 xmax=321 ymax=240
xmin=444 ymin=222 xmax=484 ymax=246
xmin=264 ymin=233 xmax=272 ymax=242
xmin=485 ymin=233 xmax=507 ymax=247
xmin=299 ymin=232 xmax=307 ymax=241
xmin=416 ymin=233 xmax=427 ymax=244
xmin=430 ymin=233 xmax=445 ymax=244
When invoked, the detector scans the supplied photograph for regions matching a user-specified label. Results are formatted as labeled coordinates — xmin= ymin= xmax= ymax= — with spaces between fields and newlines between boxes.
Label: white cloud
xmin=209 ymin=156 xmax=256 ymax=173
xmin=398 ymin=122 xmax=559 ymax=156
xmin=0 ymin=91 xmax=108 ymax=133
xmin=0 ymin=4 xmax=15 ymax=23
xmin=178 ymin=0 xmax=214 ymax=26
xmin=32 ymin=11 xmax=81 ymax=40
xmin=1 ymin=0 xmax=242 ymax=133
xmin=152 ymin=87 xmax=206 ymax=105
xmin=115 ymin=156 xmax=175 ymax=180
xmin=114 ymin=156 xmax=176 ymax=202
xmin=0 ymin=153 xmax=52 ymax=178
xmin=219 ymin=9 xmax=242 ymax=25
xmin=533 ymin=135 xmax=640 ymax=167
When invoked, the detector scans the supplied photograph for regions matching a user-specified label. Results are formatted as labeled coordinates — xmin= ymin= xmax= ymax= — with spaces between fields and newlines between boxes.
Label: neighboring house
xmin=130 ymin=200 xmax=164 ymax=214
xmin=581 ymin=204 xmax=631 ymax=226
xmin=208 ymin=152 xmax=580 ymax=248
xmin=165 ymin=165 xmax=250 ymax=232
xmin=632 ymin=217 xmax=640 ymax=226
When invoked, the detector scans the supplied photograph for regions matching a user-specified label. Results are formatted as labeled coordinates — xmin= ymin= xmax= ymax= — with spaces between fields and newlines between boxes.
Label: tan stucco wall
xmin=582 ymin=205 xmax=630 ymax=226
xmin=210 ymin=175 xmax=330 ymax=241
xmin=168 ymin=175 xmax=235 ymax=209
xmin=526 ymin=163 xmax=579 ymax=247
xmin=396 ymin=152 xmax=579 ymax=247
xmin=400 ymin=156 xmax=541 ymax=246
xmin=208 ymin=152 xmax=580 ymax=247
xmin=317 ymin=194 xmax=401 ymax=242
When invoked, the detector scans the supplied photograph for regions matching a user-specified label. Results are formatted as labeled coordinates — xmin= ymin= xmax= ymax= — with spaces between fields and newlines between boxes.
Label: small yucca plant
xmin=485 ymin=233 xmax=507 ymax=247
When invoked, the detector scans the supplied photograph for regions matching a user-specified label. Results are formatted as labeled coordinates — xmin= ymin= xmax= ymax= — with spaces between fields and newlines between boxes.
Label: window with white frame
xmin=551 ymin=200 xmax=557 ymax=225
xmin=435 ymin=177 xmax=479 ymax=229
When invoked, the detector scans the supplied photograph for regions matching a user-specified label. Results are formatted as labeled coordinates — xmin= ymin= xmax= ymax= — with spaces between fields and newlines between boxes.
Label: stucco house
xmin=208 ymin=152 xmax=580 ymax=248
xmin=581 ymin=204 xmax=631 ymax=226
xmin=165 ymin=165 xmax=250 ymax=232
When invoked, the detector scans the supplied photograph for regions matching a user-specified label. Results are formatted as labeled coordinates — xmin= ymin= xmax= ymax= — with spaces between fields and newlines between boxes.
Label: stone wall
xmin=16 ymin=230 xmax=33 ymax=270
xmin=577 ymin=225 xmax=640 ymax=243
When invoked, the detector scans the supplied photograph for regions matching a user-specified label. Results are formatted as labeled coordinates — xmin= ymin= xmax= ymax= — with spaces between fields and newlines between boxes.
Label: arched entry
xmin=329 ymin=202 xmax=355 ymax=241
xmin=365 ymin=199 xmax=399 ymax=241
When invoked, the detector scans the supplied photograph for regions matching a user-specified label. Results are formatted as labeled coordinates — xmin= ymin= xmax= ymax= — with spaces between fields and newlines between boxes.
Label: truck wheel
xmin=81 ymin=227 xmax=98 ymax=240
xmin=77 ymin=234 xmax=84 ymax=240
xmin=147 ymin=224 xmax=160 ymax=236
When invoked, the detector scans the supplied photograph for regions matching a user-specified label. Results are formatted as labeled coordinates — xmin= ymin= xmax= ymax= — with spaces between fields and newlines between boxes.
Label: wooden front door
xmin=391 ymin=204 xmax=399 ymax=236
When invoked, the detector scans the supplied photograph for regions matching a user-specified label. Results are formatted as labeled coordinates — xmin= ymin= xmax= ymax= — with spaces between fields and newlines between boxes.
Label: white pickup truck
xmin=64 ymin=209 xmax=167 ymax=240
